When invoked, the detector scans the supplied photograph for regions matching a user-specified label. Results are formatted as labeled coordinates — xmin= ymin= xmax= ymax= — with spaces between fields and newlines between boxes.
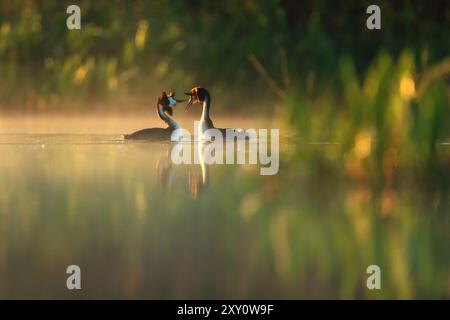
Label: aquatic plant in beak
xmin=167 ymin=91 xmax=187 ymax=107
xmin=184 ymin=88 xmax=201 ymax=111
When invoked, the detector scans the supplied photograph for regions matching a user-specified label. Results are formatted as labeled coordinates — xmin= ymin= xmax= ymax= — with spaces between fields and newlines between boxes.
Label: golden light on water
xmin=134 ymin=182 xmax=147 ymax=219
xmin=399 ymin=75 xmax=416 ymax=100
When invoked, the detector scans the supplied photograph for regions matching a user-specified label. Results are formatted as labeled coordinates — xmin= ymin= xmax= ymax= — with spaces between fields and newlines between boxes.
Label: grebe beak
xmin=167 ymin=91 xmax=187 ymax=106
xmin=167 ymin=95 xmax=177 ymax=107
xmin=185 ymin=92 xmax=194 ymax=111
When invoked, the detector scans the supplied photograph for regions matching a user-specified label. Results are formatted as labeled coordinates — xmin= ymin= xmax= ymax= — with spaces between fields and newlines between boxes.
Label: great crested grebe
xmin=184 ymin=87 xmax=247 ymax=140
xmin=124 ymin=91 xmax=184 ymax=140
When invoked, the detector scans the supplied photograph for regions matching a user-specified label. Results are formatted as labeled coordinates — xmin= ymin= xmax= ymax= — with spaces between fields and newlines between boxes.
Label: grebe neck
xmin=200 ymin=94 xmax=213 ymax=128
xmin=157 ymin=104 xmax=180 ymax=129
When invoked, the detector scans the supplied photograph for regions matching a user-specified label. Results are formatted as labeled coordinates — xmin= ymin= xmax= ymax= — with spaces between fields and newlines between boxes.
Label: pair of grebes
xmin=124 ymin=87 xmax=244 ymax=141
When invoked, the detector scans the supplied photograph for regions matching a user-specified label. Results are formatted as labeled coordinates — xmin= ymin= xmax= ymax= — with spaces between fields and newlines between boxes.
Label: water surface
xmin=0 ymin=116 xmax=448 ymax=299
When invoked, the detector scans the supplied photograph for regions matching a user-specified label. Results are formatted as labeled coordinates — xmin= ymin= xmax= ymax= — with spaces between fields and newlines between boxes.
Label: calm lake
xmin=0 ymin=115 xmax=448 ymax=299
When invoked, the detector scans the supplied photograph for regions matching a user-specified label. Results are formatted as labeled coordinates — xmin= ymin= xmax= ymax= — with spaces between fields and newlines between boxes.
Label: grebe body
xmin=184 ymin=87 xmax=247 ymax=141
xmin=125 ymin=92 xmax=182 ymax=141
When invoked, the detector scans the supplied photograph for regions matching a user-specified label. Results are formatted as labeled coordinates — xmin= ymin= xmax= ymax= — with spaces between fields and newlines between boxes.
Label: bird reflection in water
xmin=156 ymin=142 xmax=209 ymax=199
xmin=155 ymin=146 xmax=174 ymax=191
xmin=188 ymin=142 xmax=209 ymax=199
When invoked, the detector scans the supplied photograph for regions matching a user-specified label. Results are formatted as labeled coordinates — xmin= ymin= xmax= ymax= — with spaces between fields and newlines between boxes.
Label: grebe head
xmin=184 ymin=87 xmax=210 ymax=110
xmin=159 ymin=91 xmax=186 ymax=115
xmin=158 ymin=91 xmax=174 ymax=115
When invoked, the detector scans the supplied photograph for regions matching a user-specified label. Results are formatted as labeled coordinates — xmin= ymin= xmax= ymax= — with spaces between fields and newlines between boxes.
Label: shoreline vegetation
xmin=1 ymin=1 xmax=448 ymax=110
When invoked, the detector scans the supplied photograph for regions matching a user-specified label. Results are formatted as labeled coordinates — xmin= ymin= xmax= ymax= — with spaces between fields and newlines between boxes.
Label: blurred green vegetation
xmin=0 ymin=0 xmax=448 ymax=112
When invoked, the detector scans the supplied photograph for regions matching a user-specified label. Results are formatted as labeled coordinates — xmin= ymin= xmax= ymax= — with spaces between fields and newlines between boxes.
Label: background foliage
xmin=0 ymin=0 xmax=448 ymax=111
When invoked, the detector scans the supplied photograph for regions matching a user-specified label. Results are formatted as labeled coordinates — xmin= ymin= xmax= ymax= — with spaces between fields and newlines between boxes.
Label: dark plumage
xmin=124 ymin=91 xmax=180 ymax=140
